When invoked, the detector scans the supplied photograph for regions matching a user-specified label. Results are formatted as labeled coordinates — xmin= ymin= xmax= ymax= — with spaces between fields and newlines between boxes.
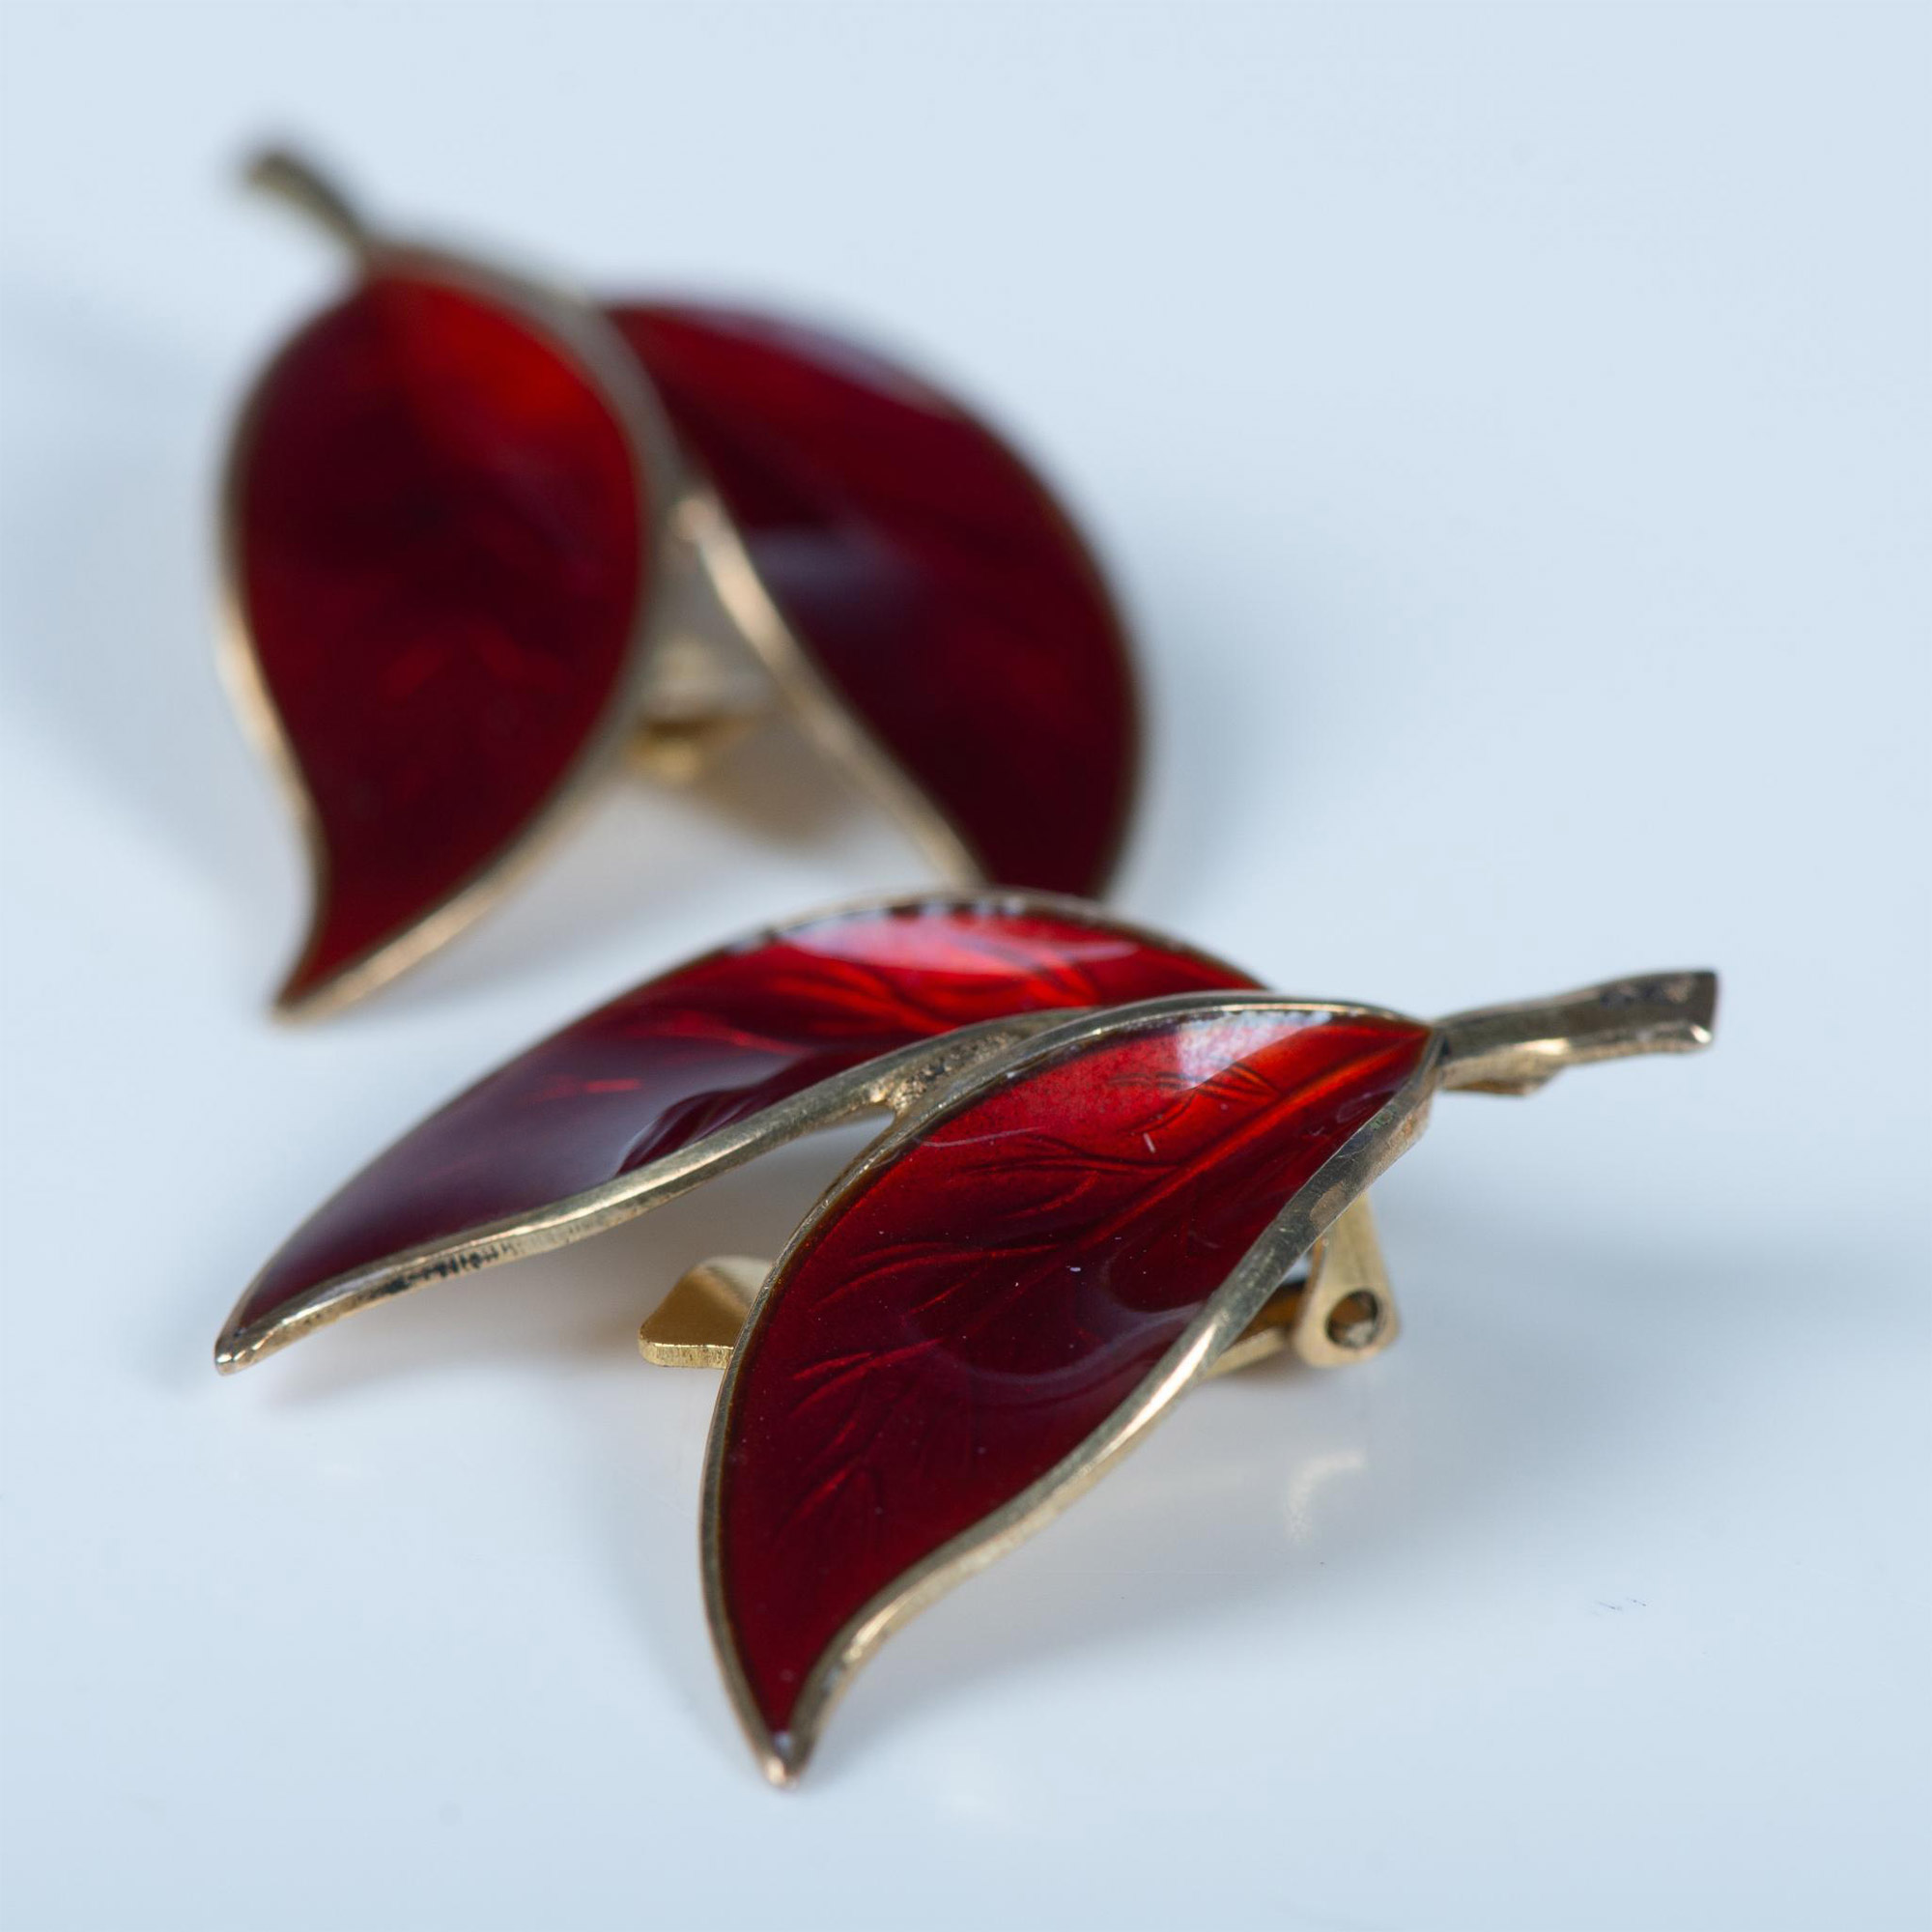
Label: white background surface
xmin=3 ymin=4 xmax=1928 ymax=1928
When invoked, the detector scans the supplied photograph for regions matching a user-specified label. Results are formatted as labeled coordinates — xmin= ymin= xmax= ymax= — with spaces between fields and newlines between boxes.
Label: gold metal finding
xmin=696 ymin=973 xmax=1719 ymax=1782
xmin=1436 ymin=971 xmax=1715 ymax=1094
xmin=1207 ymin=1194 xmax=1400 ymax=1377
xmin=639 ymin=1257 xmax=764 ymax=1368
xmin=641 ymin=1195 xmax=1400 ymax=1379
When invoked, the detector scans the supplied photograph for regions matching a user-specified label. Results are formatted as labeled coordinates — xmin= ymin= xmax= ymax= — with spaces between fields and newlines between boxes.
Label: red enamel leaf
xmin=611 ymin=305 xmax=1137 ymax=896
xmin=709 ymin=1001 xmax=1433 ymax=1775
xmin=219 ymin=897 xmax=1256 ymax=1369
xmin=232 ymin=270 xmax=648 ymax=1012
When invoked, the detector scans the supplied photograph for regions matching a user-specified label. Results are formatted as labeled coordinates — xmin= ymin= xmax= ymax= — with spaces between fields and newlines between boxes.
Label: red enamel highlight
xmin=231 ymin=900 xmax=1256 ymax=1345
xmin=236 ymin=273 xmax=644 ymax=1005
xmin=612 ymin=305 xmax=1137 ymax=896
xmin=714 ymin=1007 xmax=1431 ymax=1745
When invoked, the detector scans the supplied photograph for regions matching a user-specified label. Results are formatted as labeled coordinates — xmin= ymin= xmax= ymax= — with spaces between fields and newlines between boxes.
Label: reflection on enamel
xmin=713 ymin=1007 xmax=1431 ymax=1747
xmin=1173 ymin=1008 xmax=1322 ymax=1087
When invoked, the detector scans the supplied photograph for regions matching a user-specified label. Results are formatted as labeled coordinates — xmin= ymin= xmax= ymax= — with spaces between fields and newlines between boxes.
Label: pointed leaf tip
xmin=231 ymin=270 xmax=648 ymax=1009
xmin=220 ymin=897 xmax=1258 ymax=1367
xmin=706 ymin=999 xmax=1432 ymax=1763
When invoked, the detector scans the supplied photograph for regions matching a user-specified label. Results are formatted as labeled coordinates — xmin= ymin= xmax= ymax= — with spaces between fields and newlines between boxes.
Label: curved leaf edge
xmin=698 ymin=992 xmax=1443 ymax=1784
xmin=213 ymin=1012 xmax=1057 ymax=1374
xmin=669 ymin=487 xmax=988 ymax=895
xmin=219 ymin=242 xmax=683 ymax=1022
xmin=213 ymin=891 xmax=1257 ymax=1370
xmin=610 ymin=305 xmax=1142 ymax=903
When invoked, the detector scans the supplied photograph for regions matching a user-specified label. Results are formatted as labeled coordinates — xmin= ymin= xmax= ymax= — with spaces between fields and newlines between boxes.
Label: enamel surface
xmin=712 ymin=1005 xmax=1431 ymax=1752
xmin=234 ymin=272 xmax=645 ymax=1007
xmin=226 ymin=898 xmax=1255 ymax=1356
xmin=615 ymin=304 xmax=1138 ymax=895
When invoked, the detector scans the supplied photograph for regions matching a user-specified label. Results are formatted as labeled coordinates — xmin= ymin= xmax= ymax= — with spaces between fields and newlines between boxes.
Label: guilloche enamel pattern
xmin=215 ymin=895 xmax=1258 ymax=1370
xmin=219 ymin=154 xmax=1140 ymax=1013
xmin=699 ymin=967 xmax=1718 ymax=1780
xmin=709 ymin=1002 xmax=1432 ymax=1775
xmin=213 ymin=881 xmax=1716 ymax=1784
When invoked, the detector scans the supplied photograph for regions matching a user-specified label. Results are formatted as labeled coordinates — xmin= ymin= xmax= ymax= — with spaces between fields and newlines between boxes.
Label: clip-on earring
xmin=219 ymin=153 xmax=1137 ymax=1016
xmin=215 ymin=892 xmax=1717 ymax=1781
